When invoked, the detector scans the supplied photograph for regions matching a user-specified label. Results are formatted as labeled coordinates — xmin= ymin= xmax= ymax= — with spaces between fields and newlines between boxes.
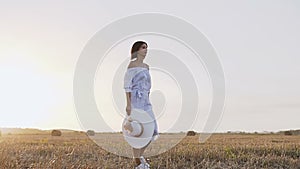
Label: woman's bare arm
xmin=125 ymin=62 xmax=135 ymax=115
xmin=126 ymin=92 xmax=131 ymax=115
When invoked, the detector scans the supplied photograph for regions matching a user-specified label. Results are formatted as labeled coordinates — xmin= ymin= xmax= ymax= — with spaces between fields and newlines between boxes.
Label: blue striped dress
xmin=123 ymin=67 xmax=159 ymax=141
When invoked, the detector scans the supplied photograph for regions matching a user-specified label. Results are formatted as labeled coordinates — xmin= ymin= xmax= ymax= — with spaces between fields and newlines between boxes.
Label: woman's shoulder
xmin=145 ymin=63 xmax=149 ymax=70
xmin=127 ymin=61 xmax=136 ymax=69
xmin=127 ymin=62 xmax=149 ymax=70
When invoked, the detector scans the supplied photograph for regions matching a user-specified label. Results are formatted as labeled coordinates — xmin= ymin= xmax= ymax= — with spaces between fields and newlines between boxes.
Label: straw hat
xmin=122 ymin=108 xmax=155 ymax=149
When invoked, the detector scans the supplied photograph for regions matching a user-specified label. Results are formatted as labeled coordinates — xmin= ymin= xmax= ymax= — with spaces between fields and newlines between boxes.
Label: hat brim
xmin=122 ymin=108 xmax=155 ymax=149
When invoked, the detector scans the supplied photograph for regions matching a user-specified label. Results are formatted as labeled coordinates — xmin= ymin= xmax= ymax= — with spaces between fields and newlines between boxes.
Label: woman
xmin=124 ymin=41 xmax=159 ymax=169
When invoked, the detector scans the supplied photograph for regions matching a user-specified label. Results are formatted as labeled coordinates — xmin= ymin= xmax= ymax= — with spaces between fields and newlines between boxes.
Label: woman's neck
xmin=135 ymin=57 xmax=144 ymax=63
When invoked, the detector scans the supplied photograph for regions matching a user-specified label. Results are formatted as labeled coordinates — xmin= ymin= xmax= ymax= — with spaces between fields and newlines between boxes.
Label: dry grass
xmin=0 ymin=133 xmax=299 ymax=168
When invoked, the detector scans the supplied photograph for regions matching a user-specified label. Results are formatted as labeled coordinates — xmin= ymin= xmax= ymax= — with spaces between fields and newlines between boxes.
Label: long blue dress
xmin=123 ymin=67 xmax=159 ymax=141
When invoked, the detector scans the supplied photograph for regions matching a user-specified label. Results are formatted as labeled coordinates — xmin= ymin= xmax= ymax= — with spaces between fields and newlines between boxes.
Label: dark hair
xmin=130 ymin=41 xmax=147 ymax=60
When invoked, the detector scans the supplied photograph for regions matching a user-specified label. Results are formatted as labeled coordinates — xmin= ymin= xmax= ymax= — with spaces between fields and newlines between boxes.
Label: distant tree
xmin=187 ymin=130 xmax=196 ymax=136
xmin=51 ymin=130 xmax=62 ymax=136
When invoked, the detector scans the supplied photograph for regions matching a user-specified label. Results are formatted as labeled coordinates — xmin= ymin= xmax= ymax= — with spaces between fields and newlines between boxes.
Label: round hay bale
xmin=51 ymin=130 xmax=62 ymax=136
xmin=284 ymin=130 xmax=293 ymax=136
xmin=187 ymin=130 xmax=196 ymax=136
xmin=86 ymin=130 xmax=95 ymax=136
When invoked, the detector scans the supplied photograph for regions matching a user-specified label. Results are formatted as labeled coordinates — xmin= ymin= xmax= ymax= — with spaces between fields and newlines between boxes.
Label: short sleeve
xmin=123 ymin=70 xmax=133 ymax=92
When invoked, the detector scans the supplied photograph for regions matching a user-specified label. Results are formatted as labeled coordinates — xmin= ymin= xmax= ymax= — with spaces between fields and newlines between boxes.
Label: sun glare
xmin=0 ymin=48 xmax=58 ymax=128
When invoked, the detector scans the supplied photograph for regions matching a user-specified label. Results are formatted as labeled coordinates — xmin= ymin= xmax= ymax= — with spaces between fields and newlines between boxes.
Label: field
xmin=0 ymin=132 xmax=299 ymax=169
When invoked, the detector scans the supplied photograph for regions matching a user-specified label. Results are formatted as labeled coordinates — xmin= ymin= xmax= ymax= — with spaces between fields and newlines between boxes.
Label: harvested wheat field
xmin=0 ymin=132 xmax=299 ymax=169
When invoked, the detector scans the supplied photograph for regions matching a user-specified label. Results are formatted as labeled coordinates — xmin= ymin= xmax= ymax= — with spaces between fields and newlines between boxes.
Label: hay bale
xmin=51 ymin=130 xmax=62 ymax=136
xmin=187 ymin=130 xmax=196 ymax=136
xmin=86 ymin=130 xmax=95 ymax=136
xmin=284 ymin=130 xmax=293 ymax=136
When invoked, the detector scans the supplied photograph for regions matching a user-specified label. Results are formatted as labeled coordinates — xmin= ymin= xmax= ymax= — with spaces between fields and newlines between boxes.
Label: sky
xmin=0 ymin=0 xmax=299 ymax=133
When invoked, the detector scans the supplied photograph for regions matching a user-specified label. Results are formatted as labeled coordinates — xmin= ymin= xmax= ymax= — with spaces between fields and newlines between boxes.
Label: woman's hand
xmin=124 ymin=119 xmax=133 ymax=132
xmin=126 ymin=105 xmax=131 ymax=116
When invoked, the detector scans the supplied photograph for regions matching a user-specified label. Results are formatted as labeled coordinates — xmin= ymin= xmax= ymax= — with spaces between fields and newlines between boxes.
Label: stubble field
xmin=0 ymin=132 xmax=299 ymax=169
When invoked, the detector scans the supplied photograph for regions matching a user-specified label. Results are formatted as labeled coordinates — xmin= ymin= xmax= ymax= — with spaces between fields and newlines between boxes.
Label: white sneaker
xmin=135 ymin=163 xmax=146 ymax=169
xmin=140 ymin=156 xmax=150 ymax=168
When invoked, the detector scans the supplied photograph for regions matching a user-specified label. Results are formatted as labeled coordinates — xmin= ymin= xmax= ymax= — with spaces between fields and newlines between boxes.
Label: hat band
xmin=133 ymin=121 xmax=144 ymax=137
xmin=125 ymin=120 xmax=144 ymax=137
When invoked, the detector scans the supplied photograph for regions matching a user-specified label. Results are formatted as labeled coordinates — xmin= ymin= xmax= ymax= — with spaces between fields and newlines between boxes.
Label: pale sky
xmin=0 ymin=0 xmax=299 ymax=133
